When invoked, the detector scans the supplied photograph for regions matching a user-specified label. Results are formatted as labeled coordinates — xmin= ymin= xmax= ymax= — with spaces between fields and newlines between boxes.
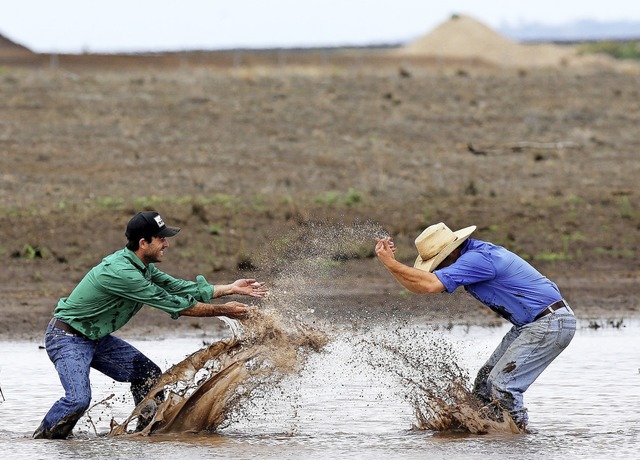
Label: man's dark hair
xmin=126 ymin=235 xmax=152 ymax=252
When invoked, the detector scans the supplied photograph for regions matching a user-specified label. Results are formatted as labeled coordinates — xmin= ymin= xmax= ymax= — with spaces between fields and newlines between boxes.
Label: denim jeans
xmin=33 ymin=322 xmax=161 ymax=439
xmin=472 ymin=305 xmax=576 ymax=428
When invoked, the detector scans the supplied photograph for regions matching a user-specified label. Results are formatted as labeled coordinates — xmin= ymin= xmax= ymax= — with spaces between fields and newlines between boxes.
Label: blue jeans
xmin=472 ymin=305 xmax=576 ymax=428
xmin=34 ymin=322 xmax=161 ymax=439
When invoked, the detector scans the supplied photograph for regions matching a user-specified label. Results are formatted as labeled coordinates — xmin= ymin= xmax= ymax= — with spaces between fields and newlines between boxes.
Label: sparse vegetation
xmin=618 ymin=195 xmax=634 ymax=219
xmin=0 ymin=61 xmax=638 ymax=339
xmin=579 ymin=40 xmax=640 ymax=60
xmin=13 ymin=244 xmax=52 ymax=260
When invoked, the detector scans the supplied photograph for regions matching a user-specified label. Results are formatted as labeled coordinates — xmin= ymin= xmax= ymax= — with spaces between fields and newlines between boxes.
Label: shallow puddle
xmin=1 ymin=319 xmax=638 ymax=459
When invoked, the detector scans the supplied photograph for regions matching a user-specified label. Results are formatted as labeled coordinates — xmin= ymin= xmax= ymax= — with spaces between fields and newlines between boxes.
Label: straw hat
xmin=413 ymin=223 xmax=476 ymax=272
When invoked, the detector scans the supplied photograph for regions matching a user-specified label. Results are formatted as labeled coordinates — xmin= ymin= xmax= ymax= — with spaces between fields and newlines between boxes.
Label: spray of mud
xmin=259 ymin=221 xmax=389 ymax=318
xmin=109 ymin=221 xmax=383 ymax=436
xmin=108 ymin=309 xmax=327 ymax=436
xmin=353 ymin=323 xmax=520 ymax=434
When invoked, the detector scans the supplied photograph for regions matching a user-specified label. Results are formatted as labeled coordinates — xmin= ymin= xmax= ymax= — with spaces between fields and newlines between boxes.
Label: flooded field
xmin=1 ymin=318 xmax=638 ymax=459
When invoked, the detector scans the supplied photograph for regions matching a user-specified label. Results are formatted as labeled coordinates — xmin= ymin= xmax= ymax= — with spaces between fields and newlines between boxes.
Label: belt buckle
xmin=554 ymin=299 xmax=568 ymax=312
xmin=534 ymin=301 xmax=562 ymax=322
xmin=51 ymin=318 xmax=82 ymax=337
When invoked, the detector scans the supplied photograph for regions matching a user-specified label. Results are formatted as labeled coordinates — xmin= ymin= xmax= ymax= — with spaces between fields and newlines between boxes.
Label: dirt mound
xmin=0 ymin=31 xmax=38 ymax=66
xmin=398 ymin=14 xmax=617 ymax=69
xmin=0 ymin=32 xmax=34 ymax=58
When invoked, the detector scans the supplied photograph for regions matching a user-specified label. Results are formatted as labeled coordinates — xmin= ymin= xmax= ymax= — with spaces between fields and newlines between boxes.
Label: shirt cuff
xmin=434 ymin=271 xmax=457 ymax=293
xmin=196 ymin=275 xmax=214 ymax=303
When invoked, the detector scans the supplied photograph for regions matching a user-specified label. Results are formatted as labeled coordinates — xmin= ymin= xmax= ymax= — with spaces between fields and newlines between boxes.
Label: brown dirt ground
xmin=1 ymin=49 xmax=639 ymax=341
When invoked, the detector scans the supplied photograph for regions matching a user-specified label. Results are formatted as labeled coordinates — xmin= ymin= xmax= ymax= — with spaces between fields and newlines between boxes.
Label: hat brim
xmin=414 ymin=225 xmax=476 ymax=272
xmin=156 ymin=226 xmax=181 ymax=238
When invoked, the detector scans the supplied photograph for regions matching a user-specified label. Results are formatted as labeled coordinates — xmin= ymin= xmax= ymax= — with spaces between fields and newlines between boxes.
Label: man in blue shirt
xmin=375 ymin=222 xmax=576 ymax=431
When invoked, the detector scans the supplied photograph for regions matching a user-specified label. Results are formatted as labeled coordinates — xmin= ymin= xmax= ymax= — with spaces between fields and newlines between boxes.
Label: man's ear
xmin=138 ymin=238 xmax=148 ymax=249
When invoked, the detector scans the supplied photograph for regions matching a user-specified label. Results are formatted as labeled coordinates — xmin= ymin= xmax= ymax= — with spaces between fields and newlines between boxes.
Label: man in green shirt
xmin=33 ymin=211 xmax=267 ymax=439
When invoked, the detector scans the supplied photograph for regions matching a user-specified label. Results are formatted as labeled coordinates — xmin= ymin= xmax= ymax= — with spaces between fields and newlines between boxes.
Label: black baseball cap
xmin=125 ymin=211 xmax=180 ymax=241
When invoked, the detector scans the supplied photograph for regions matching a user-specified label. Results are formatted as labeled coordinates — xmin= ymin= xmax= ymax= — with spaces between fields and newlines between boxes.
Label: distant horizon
xmin=501 ymin=18 xmax=640 ymax=42
xmin=2 ymin=11 xmax=640 ymax=54
xmin=3 ymin=23 xmax=639 ymax=55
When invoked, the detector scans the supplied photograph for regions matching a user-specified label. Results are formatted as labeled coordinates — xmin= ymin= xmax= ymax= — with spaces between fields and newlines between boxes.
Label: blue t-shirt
xmin=434 ymin=239 xmax=562 ymax=326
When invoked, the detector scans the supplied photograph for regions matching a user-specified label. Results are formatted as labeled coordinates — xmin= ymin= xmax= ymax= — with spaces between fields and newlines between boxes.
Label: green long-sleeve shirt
xmin=53 ymin=247 xmax=214 ymax=340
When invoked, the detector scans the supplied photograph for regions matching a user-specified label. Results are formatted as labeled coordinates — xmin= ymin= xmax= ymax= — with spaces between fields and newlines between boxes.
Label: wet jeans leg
xmin=472 ymin=326 xmax=519 ymax=404
xmin=34 ymin=329 xmax=162 ymax=439
xmin=90 ymin=335 xmax=162 ymax=432
xmin=487 ymin=312 xmax=576 ymax=427
xmin=90 ymin=334 xmax=162 ymax=406
xmin=34 ymin=326 xmax=95 ymax=439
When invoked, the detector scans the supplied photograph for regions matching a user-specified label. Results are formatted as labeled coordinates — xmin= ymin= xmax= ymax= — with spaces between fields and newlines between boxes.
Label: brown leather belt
xmin=49 ymin=318 xmax=86 ymax=338
xmin=534 ymin=300 xmax=568 ymax=321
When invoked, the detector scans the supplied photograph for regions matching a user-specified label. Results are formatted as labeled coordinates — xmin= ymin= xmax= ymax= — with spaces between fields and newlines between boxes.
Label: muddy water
xmin=1 ymin=319 xmax=638 ymax=459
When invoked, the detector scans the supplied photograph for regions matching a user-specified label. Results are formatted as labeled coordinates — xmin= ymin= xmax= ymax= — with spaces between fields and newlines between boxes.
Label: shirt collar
xmin=123 ymin=247 xmax=148 ymax=271
xmin=460 ymin=238 xmax=472 ymax=254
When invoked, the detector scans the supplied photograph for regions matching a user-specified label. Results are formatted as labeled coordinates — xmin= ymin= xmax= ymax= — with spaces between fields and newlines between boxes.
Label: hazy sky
xmin=3 ymin=0 xmax=640 ymax=53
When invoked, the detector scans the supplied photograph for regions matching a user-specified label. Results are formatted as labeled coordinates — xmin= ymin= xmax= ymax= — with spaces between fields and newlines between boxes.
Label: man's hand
xmin=230 ymin=279 xmax=268 ymax=298
xmin=375 ymin=237 xmax=397 ymax=266
xmin=216 ymin=301 xmax=256 ymax=320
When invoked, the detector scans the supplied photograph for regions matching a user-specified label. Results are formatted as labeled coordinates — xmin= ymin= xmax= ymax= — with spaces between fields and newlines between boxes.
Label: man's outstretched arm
xmin=180 ymin=301 xmax=255 ymax=320
xmin=375 ymin=238 xmax=445 ymax=294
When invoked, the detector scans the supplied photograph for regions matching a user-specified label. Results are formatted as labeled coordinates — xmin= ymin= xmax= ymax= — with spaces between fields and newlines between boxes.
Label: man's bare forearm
xmin=382 ymin=258 xmax=444 ymax=294
xmin=211 ymin=284 xmax=233 ymax=298
xmin=180 ymin=301 xmax=246 ymax=318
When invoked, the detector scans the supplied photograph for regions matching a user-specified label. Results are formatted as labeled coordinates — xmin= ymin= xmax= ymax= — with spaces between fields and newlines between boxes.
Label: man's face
xmin=139 ymin=236 xmax=169 ymax=264
xmin=437 ymin=247 xmax=462 ymax=269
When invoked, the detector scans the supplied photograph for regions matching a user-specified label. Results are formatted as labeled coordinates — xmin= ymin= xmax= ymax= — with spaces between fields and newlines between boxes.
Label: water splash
xmin=259 ymin=220 xmax=387 ymax=314
xmin=109 ymin=308 xmax=327 ymax=436
xmin=354 ymin=323 xmax=520 ymax=434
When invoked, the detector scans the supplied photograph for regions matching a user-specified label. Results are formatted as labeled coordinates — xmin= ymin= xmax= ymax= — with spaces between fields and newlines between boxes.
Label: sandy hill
xmin=398 ymin=14 xmax=617 ymax=69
